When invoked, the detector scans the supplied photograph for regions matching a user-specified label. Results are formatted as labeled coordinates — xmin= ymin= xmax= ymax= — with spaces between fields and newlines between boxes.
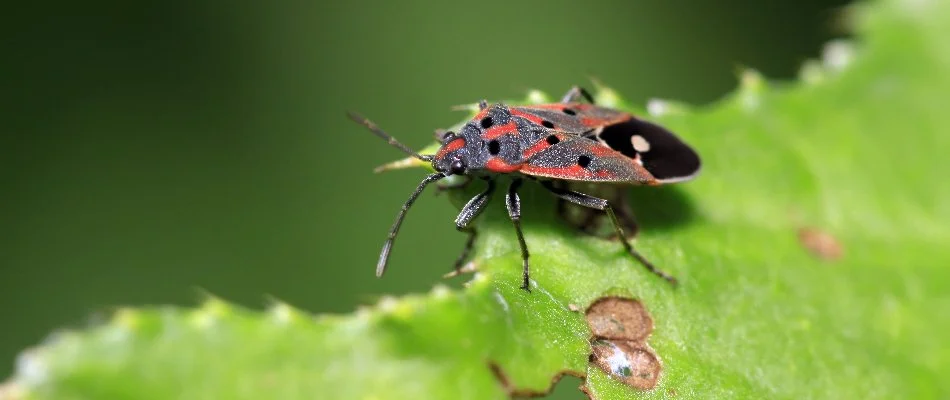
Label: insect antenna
xmin=347 ymin=111 xmax=433 ymax=162
xmin=376 ymin=172 xmax=445 ymax=277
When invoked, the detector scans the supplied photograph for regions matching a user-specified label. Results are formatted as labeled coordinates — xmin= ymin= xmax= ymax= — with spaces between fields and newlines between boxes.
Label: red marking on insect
xmin=580 ymin=116 xmax=611 ymax=127
xmin=508 ymin=109 xmax=545 ymax=125
xmin=521 ymin=139 xmax=551 ymax=159
xmin=524 ymin=103 xmax=594 ymax=112
xmin=587 ymin=144 xmax=617 ymax=157
xmin=519 ymin=164 xmax=587 ymax=179
xmin=486 ymin=157 xmax=522 ymax=173
xmin=473 ymin=107 xmax=490 ymax=122
xmin=435 ymin=137 xmax=465 ymax=159
xmin=482 ymin=121 xmax=519 ymax=140
xmin=348 ymin=86 xmax=701 ymax=292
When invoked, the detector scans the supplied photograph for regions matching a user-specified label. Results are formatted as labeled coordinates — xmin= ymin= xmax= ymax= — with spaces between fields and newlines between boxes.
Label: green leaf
xmin=3 ymin=0 xmax=948 ymax=398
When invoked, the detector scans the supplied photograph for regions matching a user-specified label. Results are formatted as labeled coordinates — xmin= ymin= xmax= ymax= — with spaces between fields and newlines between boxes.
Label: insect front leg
xmin=376 ymin=173 xmax=445 ymax=277
xmin=560 ymin=86 xmax=595 ymax=104
xmin=540 ymin=181 xmax=677 ymax=286
xmin=448 ymin=179 xmax=496 ymax=276
xmin=505 ymin=179 xmax=531 ymax=291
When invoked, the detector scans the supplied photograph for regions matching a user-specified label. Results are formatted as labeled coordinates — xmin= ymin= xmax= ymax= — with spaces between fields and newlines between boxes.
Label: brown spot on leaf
xmin=798 ymin=227 xmax=843 ymax=261
xmin=585 ymin=296 xmax=653 ymax=342
xmin=585 ymin=296 xmax=662 ymax=392
xmin=590 ymin=340 xmax=662 ymax=390
xmin=489 ymin=296 xmax=663 ymax=397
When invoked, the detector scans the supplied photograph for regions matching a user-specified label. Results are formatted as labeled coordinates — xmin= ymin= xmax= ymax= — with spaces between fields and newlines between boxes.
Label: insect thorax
xmin=435 ymin=104 xmax=548 ymax=175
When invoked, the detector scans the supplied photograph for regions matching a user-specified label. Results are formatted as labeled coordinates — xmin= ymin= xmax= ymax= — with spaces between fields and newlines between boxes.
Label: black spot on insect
xmin=488 ymin=140 xmax=501 ymax=155
xmin=577 ymin=155 xmax=592 ymax=168
xmin=480 ymin=117 xmax=494 ymax=129
xmin=541 ymin=120 xmax=555 ymax=129
xmin=563 ymin=108 xmax=577 ymax=116
xmin=545 ymin=135 xmax=560 ymax=145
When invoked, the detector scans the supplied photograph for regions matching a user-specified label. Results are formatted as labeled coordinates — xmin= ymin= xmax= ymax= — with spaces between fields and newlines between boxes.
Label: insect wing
xmin=583 ymin=117 xmax=700 ymax=183
xmin=508 ymin=103 xmax=628 ymax=134
xmin=521 ymin=136 xmax=658 ymax=184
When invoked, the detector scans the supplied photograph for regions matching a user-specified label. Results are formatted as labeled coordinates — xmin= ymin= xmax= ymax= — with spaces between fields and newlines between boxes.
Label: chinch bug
xmin=348 ymin=87 xmax=700 ymax=291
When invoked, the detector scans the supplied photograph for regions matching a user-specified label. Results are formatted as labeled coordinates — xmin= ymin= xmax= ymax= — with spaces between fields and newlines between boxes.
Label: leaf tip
xmin=593 ymin=85 xmax=622 ymax=108
xmin=736 ymin=68 xmax=767 ymax=111
xmin=821 ymin=40 xmax=857 ymax=73
xmin=429 ymin=283 xmax=452 ymax=299
xmin=798 ymin=60 xmax=827 ymax=85
xmin=268 ymin=302 xmax=304 ymax=325
xmin=375 ymin=295 xmax=418 ymax=319
xmin=526 ymin=89 xmax=551 ymax=104
xmin=190 ymin=297 xmax=233 ymax=328
xmin=646 ymin=98 xmax=689 ymax=117
xmin=111 ymin=307 xmax=142 ymax=330
xmin=10 ymin=345 xmax=51 ymax=392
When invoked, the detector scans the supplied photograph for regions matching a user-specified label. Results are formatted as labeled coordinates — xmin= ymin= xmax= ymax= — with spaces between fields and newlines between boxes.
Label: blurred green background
xmin=2 ymin=0 xmax=848 ymax=382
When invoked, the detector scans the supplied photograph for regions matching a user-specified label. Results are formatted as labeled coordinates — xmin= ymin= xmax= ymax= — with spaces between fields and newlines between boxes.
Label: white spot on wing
xmin=631 ymin=135 xmax=651 ymax=152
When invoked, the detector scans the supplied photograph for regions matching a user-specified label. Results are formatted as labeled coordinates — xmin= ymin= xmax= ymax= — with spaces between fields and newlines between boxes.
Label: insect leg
xmin=450 ymin=180 xmax=497 ymax=274
xmin=611 ymin=198 xmax=639 ymax=239
xmin=552 ymin=181 xmax=599 ymax=235
xmin=553 ymin=181 xmax=571 ymax=222
xmin=540 ymin=181 xmax=677 ymax=286
xmin=376 ymin=172 xmax=446 ymax=277
xmin=576 ymin=207 xmax=603 ymax=235
xmin=560 ymin=86 xmax=595 ymax=104
xmin=505 ymin=179 xmax=532 ymax=291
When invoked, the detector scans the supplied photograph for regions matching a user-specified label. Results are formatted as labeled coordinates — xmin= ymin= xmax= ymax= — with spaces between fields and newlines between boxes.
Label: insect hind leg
xmin=505 ymin=179 xmax=531 ymax=291
xmin=540 ymin=181 xmax=677 ymax=286
xmin=554 ymin=182 xmax=639 ymax=239
xmin=560 ymin=86 xmax=595 ymax=104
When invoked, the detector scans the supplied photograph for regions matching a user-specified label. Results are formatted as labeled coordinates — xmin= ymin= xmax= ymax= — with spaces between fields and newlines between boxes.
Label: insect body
xmin=348 ymin=87 xmax=700 ymax=291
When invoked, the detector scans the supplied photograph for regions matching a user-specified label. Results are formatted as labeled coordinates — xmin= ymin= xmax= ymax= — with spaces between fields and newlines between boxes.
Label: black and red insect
xmin=348 ymin=87 xmax=700 ymax=291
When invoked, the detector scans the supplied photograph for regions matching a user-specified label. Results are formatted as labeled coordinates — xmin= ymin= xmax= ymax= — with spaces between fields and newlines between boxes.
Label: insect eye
xmin=440 ymin=130 xmax=456 ymax=141
xmin=450 ymin=160 xmax=466 ymax=175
